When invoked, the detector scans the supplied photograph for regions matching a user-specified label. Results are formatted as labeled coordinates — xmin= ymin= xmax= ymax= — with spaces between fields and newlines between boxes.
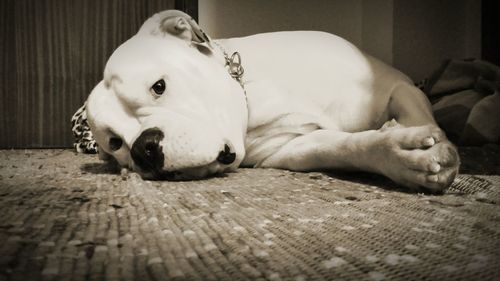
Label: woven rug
xmin=0 ymin=148 xmax=499 ymax=281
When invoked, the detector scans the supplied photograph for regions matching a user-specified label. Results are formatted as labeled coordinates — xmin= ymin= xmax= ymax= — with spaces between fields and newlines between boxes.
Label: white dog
xmin=86 ymin=10 xmax=459 ymax=193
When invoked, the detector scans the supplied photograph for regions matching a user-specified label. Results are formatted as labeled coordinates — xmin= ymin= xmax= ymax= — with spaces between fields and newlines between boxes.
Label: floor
xmin=0 ymin=147 xmax=499 ymax=281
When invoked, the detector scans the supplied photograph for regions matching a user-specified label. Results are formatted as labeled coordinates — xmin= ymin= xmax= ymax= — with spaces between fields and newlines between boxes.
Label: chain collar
xmin=213 ymin=41 xmax=246 ymax=92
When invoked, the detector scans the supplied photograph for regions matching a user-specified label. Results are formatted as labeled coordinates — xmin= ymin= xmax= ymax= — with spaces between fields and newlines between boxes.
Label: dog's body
xmin=86 ymin=10 xmax=459 ymax=192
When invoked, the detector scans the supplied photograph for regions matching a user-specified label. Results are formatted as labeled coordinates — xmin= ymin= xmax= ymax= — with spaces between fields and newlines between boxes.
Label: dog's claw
xmin=427 ymin=174 xmax=439 ymax=183
xmin=422 ymin=137 xmax=435 ymax=147
xmin=429 ymin=163 xmax=441 ymax=173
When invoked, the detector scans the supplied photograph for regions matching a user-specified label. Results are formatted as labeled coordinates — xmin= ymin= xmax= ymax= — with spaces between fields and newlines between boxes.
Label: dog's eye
xmin=151 ymin=79 xmax=166 ymax=96
xmin=109 ymin=137 xmax=123 ymax=151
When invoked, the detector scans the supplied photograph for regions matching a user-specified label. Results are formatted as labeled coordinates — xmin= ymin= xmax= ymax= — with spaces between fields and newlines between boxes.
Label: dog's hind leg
xmin=259 ymin=126 xmax=459 ymax=193
xmin=389 ymin=83 xmax=436 ymax=127
xmin=388 ymin=83 xmax=437 ymax=127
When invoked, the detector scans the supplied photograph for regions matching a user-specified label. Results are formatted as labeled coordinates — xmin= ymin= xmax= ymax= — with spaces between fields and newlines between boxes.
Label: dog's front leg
xmin=259 ymin=125 xmax=459 ymax=192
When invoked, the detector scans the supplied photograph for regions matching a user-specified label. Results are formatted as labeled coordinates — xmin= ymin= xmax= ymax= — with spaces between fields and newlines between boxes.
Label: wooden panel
xmin=0 ymin=0 xmax=176 ymax=148
xmin=0 ymin=0 xmax=17 ymax=148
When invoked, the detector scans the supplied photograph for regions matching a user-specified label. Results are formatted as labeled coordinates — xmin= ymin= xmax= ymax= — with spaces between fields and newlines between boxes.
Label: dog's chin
xmin=135 ymin=161 xmax=231 ymax=181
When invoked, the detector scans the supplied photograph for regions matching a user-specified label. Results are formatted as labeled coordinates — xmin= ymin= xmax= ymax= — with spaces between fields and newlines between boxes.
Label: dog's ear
xmin=160 ymin=12 xmax=211 ymax=45
xmin=138 ymin=10 xmax=212 ymax=50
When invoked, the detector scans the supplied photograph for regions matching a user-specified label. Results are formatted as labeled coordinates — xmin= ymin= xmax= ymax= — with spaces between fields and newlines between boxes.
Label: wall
xmin=393 ymin=0 xmax=482 ymax=81
xmin=200 ymin=0 xmax=364 ymax=51
xmin=199 ymin=0 xmax=482 ymax=81
xmin=362 ymin=0 xmax=393 ymax=65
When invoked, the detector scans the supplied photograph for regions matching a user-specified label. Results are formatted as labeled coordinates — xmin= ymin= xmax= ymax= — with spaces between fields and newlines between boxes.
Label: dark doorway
xmin=482 ymin=0 xmax=500 ymax=65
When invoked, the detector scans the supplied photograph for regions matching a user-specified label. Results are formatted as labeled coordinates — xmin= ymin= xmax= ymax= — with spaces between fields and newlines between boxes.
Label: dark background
xmin=482 ymin=0 xmax=500 ymax=66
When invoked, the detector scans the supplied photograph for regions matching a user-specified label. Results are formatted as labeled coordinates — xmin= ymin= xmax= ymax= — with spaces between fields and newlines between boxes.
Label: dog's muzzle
xmin=131 ymin=127 xmax=237 ymax=177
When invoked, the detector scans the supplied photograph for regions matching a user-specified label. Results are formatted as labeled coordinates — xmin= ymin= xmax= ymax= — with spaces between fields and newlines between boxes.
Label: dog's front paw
xmin=381 ymin=125 xmax=460 ymax=193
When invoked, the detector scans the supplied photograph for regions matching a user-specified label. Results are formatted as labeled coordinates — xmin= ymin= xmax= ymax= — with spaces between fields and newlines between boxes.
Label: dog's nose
xmin=131 ymin=128 xmax=165 ymax=171
xmin=217 ymin=143 xmax=236 ymax=165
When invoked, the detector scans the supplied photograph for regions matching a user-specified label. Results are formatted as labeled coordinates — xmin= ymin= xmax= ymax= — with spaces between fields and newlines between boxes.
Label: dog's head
xmin=86 ymin=10 xmax=248 ymax=179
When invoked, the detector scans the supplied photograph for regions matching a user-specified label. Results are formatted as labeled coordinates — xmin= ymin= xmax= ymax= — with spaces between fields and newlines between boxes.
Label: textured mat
xmin=0 ymin=149 xmax=499 ymax=281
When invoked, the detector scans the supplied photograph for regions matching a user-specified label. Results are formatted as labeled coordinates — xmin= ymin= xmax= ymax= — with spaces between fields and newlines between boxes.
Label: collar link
xmin=214 ymin=42 xmax=246 ymax=90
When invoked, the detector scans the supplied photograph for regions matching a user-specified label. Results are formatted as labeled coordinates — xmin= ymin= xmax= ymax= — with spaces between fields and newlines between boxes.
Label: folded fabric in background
xmin=422 ymin=59 xmax=500 ymax=146
xmin=71 ymin=102 xmax=98 ymax=154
